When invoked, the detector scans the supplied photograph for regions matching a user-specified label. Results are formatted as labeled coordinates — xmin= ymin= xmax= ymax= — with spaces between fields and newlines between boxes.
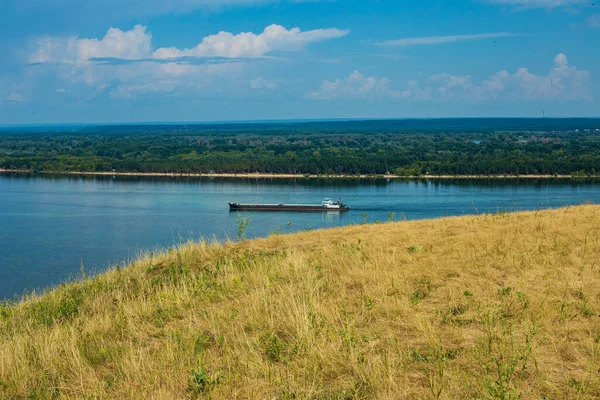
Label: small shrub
xmin=439 ymin=304 xmax=469 ymax=324
xmin=259 ymin=332 xmax=285 ymax=363
xmin=559 ymin=300 xmax=577 ymax=322
xmin=189 ymin=363 xmax=222 ymax=394
xmin=580 ymin=302 xmax=594 ymax=318
xmin=410 ymin=277 xmax=435 ymax=305
xmin=404 ymin=348 xmax=429 ymax=363
xmin=410 ymin=288 xmax=428 ymax=305
xmin=365 ymin=297 xmax=376 ymax=310
xmin=237 ymin=215 xmax=251 ymax=240
xmin=361 ymin=213 xmax=368 ymax=224
xmin=408 ymin=245 xmax=423 ymax=253
xmin=450 ymin=304 xmax=468 ymax=316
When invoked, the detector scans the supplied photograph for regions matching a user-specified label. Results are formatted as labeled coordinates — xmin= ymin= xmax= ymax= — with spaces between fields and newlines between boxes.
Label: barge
xmin=229 ymin=198 xmax=348 ymax=212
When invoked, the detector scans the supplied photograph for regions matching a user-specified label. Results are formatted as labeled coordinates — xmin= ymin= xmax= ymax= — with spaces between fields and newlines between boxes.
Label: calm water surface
xmin=1 ymin=174 xmax=599 ymax=299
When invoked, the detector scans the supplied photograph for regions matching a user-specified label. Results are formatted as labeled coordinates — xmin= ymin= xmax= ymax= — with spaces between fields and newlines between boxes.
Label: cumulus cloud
xmin=378 ymin=32 xmax=517 ymax=47
xmin=305 ymin=71 xmax=401 ymax=100
xmin=514 ymin=53 xmax=590 ymax=100
xmin=152 ymin=24 xmax=349 ymax=59
xmin=26 ymin=23 xmax=347 ymax=98
xmin=404 ymin=53 xmax=590 ymax=101
xmin=485 ymin=0 xmax=587 ymax=10
xmin=30 ymin=25 xmax=152 ymax=64
xmin=30 ymin=24 xmax=349 ymax=64
xmin=306 ymin=54 xmax=591 ymax=102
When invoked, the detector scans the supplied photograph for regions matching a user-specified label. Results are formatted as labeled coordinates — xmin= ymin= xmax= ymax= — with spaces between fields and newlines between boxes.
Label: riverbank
xmin=1 ymin=168 xmax=598 ymax=179
xmin=1 ymin=206 xmax=599 ymax=398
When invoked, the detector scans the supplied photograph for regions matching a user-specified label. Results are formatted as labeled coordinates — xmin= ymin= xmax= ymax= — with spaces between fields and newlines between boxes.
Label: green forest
xmin=1 ymin=120 xmax=600 ymax=176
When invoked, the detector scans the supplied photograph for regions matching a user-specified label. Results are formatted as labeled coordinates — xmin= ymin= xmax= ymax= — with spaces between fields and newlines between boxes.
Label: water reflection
xmin=323 ymin=211 xmax=342 ymax=222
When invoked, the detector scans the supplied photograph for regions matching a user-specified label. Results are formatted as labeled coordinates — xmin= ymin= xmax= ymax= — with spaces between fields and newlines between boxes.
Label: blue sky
xmin=0 ymin=0 xmax=598 ymax=124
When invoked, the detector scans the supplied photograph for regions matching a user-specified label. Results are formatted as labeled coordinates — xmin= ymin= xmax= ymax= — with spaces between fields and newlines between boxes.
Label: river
xmin=1 ymin=173 xmax=599 ymax=299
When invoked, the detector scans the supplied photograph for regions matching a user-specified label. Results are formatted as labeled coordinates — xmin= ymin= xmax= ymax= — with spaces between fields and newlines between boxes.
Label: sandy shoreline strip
xmin=0 ymin=169 xmax=598 ymax=179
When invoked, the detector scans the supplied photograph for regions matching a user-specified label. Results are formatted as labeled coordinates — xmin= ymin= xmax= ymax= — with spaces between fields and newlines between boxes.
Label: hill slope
xmin=1 ymin=206 xmax=600 ymax=399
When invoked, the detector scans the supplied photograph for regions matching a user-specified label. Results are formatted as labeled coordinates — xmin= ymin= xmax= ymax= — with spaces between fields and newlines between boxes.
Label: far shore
xmin=1 ymin=168 xmax=599 ymax=179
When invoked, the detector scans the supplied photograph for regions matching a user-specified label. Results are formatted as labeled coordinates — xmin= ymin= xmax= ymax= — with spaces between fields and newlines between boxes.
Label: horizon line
xmin=3 ymin=116 xmax=600 ymax=129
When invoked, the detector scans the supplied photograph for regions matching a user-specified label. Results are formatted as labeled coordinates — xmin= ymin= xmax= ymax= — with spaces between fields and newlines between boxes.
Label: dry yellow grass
xmin=1 ymin=206 xmax=600 ymax=399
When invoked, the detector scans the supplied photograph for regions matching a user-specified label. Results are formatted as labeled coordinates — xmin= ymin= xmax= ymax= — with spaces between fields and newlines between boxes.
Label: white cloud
xmin=587 ymin=14 xmax=600 ymax=27
xmin=250 ymin=77 xmax=278 ymax=89
xmin=152 ymin=24 xmax=349 ymax=59
xmin=25 ymin=47 xmax=244 ymax=101
xmin=513 ymin=53 xmax=590 ymax=100
xmin=403 ymin=53 xmax=590 ymax=101
xmin=26 ymin=23 xmax=347 ymax=99
xmin=305 ymin=71 xmax=401 ymax=100
xmin=30 ymin=25 xmax=152 ymax=64
xmin=307 ymin=54 xmax=591 ymax=102
xmin=485 ymin=0 xmax=587 ymax=10
xmin=30 ymin=24 xmax=348 ymax=64
xmin=378 ymin=32 xmax=517 ymax=47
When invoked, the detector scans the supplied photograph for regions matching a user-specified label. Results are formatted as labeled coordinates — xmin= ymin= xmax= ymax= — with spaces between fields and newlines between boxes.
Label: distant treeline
xmin=1 ymin=121 xmax=600 ymax=175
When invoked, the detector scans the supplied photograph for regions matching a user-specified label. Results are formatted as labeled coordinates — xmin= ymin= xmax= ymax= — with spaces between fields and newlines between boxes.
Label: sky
xmin=0 ymin=0 xmax=599 ymax=124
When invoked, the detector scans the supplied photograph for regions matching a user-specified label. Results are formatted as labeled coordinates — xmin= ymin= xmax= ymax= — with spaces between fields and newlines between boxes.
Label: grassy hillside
xmin=1 ymin=206 xmax=600 ymax=399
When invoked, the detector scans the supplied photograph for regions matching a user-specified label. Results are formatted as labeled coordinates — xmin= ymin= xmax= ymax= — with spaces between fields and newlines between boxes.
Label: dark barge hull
xmin=229 ymin=203 xmax=348 ymax=212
